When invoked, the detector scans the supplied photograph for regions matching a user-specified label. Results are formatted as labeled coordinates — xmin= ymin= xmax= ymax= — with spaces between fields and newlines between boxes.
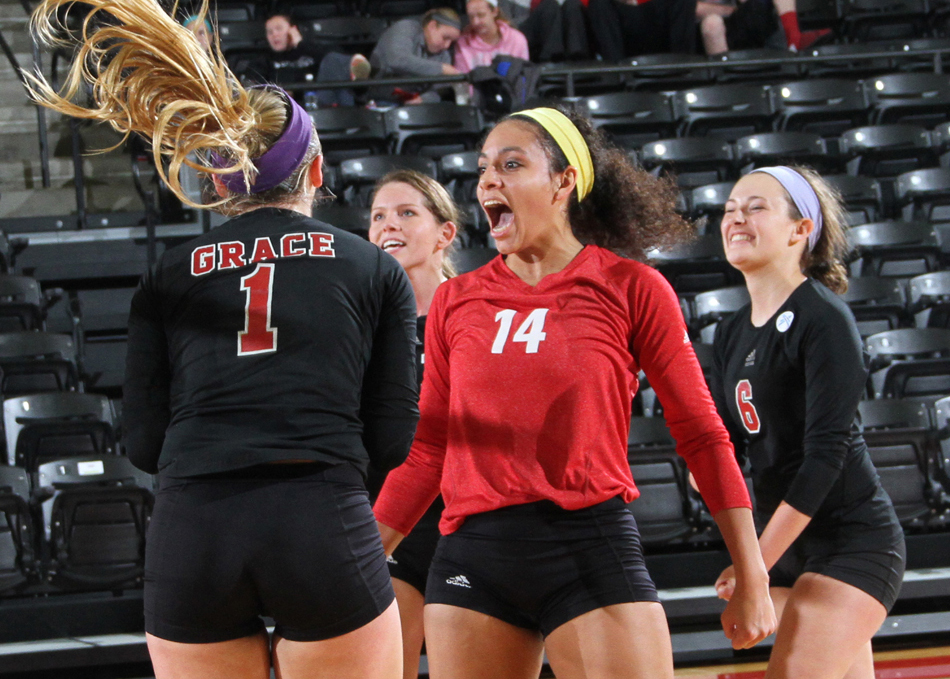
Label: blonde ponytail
xmin=26 ymin=0 xmax=303 ymax=210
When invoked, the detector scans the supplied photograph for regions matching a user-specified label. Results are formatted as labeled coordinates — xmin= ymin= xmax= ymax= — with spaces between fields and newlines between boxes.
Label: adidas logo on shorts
xmin=387 ymin=555 xmax=397 ymax=565
xmin=446 ymin=575 xmax=472 ymax=588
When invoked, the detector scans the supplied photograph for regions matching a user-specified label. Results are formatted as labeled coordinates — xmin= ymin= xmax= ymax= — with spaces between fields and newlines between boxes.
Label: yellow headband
xmin=511 ymin=108 xmax=594 ymax=202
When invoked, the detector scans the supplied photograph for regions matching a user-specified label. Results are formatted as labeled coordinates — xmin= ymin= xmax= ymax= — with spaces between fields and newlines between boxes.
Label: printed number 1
xmin=492 ymin=308 xmax=549 ymax=354
xmin=238 ymin=263 xmax=278 ymax=355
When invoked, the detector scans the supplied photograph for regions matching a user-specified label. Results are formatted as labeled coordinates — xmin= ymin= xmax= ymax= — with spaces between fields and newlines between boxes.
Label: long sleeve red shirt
xmin=374 ymin=246 xmax=750 ymax=536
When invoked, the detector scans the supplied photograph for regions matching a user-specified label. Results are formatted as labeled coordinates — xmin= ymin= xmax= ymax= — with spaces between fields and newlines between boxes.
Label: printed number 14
xmin=492 ymin=308 xmax=549 ymax=354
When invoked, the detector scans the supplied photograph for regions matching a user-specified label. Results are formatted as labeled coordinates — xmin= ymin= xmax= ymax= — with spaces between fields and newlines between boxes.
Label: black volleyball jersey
xmin=711 ymin=279 xmax=881 ymax=521
xmin=123 ymin=207 xmax=419 ymax=478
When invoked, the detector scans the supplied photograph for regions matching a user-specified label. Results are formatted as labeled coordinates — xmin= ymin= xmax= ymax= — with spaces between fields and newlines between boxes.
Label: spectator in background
xmin=263 ymin=12 xmax=329 ymax=80
xmin=183 ymin=14 xmax=213 ymax=53
xmin=369 ymin=8 xmax=461 ymax=104
xmin=454 ymin=0 xmax=530 ymax=72
xmin=587 ymin=0 xmax=698 ymax=61
xmin=519 ymin=0 xmax=589 ymax=62
xmin=699 ymin=0 xmax=830 ymax=55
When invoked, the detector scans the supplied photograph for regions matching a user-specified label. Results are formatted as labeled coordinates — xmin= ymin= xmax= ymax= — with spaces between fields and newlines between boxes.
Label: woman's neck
xmin=481 ymin=22 xmax=501 ymax=44
xmin=406 ymin=262 xmax=445 ymax=316
xmin=506 ymin=224 xmax=584 ymax=287
xmin=743 ymin=263 xmax=807 ymax=327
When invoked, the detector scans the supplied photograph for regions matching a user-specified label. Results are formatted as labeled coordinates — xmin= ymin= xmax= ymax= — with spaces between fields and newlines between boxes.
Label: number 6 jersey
xmin=123 ymin=207 xmax=419 ymax=478
xmin=375 ymin=245 xmax=751 ymax=536
xmin=710 ymin=278 xmax=882 ymax=522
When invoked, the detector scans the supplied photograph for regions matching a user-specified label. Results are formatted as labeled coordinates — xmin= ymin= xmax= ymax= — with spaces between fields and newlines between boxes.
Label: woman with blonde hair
xmin=28 ymin=1 xmax=419 ymax=677
xmin=712 ymin=166 xmax=905 ymax=678
xmin=368 ymin=169 xmax=458 ymax=679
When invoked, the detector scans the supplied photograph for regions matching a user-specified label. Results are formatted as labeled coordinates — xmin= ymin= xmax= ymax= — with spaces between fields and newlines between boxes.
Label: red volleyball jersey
xmin=374 ymin=245 xmax=751 ymax=536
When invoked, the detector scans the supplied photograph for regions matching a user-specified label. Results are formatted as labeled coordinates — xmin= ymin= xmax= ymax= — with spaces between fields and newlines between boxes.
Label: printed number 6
xmin=735 ymin=379 xmax=761 ymax=434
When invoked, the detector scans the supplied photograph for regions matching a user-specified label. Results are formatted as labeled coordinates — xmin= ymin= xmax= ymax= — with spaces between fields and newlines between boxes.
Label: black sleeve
xmin=784 ymin=302 xmax=869 ymax=516
xmin=710 ymin=320 xmax=748 ymax=467
xmin=122 ymin=268 xmax=171 ymax=474
xmin=360 ymin=253 xmax=420 ymax=473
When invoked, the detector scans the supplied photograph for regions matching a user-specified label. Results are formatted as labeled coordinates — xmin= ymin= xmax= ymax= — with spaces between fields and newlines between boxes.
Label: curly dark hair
xmin=501 ymin=106 xmax=693 ymax=260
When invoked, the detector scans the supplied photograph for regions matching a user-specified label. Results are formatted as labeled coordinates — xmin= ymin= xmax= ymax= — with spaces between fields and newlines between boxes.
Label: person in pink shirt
xmin=454 ymin=0 xmax=530 ymax=73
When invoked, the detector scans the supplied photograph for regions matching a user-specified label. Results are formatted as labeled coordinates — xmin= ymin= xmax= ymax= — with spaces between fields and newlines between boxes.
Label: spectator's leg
xmin=666 ymin=0 xmax=699 ymax=53
xmin=561 ymin=0 xmax=591 ymax=60
xmin=701 ymin=14 xmax=728 ymax=54
xmin=586 ymin=0 xmax=626 ymax=61
xmin=522 ymin=0 xmax=568 ymax=62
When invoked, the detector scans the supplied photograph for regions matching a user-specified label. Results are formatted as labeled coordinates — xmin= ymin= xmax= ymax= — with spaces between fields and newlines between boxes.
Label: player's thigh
xmin=765 ymin=573 xmax=887 ymax=679
xmin=147 ymin=630 xmax=271 ymax=679
xmin=272 ymin=599 xmax=403 ymax=679
xmin=770 ymin=586 xmax=792 ymax=623
xmin=393 ymin=578 xmax=426 ymax=679
xmin=545 ymin=601 xmax=674 ymax=679
xmin=424 ymin=603 xmax=544 ymax=679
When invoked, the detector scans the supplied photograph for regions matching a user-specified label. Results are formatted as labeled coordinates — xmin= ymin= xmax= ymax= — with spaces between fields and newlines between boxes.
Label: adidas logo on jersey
xmin=745 ymin=349 xmax=756 ymax=367
xmin=446 ymin=575 xmax=472 ymax=588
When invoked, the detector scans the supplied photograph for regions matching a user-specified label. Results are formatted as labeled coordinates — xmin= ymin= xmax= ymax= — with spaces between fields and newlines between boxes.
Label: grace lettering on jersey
xmin=191 ymin=232 xmax=336 ymax=276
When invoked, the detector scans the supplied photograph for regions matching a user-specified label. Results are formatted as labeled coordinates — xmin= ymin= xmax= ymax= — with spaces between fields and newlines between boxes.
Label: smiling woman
xmin=368 ymin=170 xmax=458 ymax=679
xmin=712 ymin=167 xmax=905 ymax=679
xmin=373 ymin=106 xmax=777 ymax=679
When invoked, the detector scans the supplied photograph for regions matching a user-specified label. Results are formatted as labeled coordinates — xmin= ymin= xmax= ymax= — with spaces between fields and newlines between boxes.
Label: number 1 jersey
xmin=123 ymin=207 xmax=419 ymax=479
xmin=375 ymin=245 xmax=751 ymax=536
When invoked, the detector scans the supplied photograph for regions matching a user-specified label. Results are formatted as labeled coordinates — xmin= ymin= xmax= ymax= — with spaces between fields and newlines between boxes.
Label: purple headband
xmin=750 ymin=166 xmax=823 ymax=252
xmin=212 ymin=87 xmax=314 ymax=195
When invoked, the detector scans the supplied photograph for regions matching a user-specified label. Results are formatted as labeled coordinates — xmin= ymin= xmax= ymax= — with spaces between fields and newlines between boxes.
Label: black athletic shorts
xmin=425 ymin=496 xmax=659 ymax=637
xmin=724 ymin=0 xmax=779 ymax=50
xmin=766 ymin=485 xmax=906 ymax=612
xmin=388 ymin=496 xmax=444 ymax=594
xmin=145 ymin=463 xmax=394 ymax=644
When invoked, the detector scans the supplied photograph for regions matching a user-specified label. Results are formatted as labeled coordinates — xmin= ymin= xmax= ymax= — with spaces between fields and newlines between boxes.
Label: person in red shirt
xmin=374 ymin=106 xmax=776 ymax=679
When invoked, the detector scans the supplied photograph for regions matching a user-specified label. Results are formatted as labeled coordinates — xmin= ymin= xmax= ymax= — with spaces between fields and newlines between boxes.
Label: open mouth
xmin=381 ymin=238 xmax=406 ymax=253
xmin=482 ymin=199 xmax=514 ymax=238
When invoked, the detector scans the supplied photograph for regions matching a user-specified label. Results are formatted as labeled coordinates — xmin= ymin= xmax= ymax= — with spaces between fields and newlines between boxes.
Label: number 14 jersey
xmin=375 ymin=245 xmax=751 ymax=536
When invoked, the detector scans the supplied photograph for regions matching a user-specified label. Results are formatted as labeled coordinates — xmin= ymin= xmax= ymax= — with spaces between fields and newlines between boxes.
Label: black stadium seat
xmin=0 ymin=332 xmax=80 ymax=396
xmin=3 ymin=392 xmax=116 ymax=471
xmin=672 ymin=83 xmax=775 ymax=141
xmin=894 ymin=168 xmax=950 ymax=222
xmin=453 ymin=247 xmax=498 ymax=274
xmin=908 ymin=271 xmax=950 ymax=328
xmin=651 ymin=234 xmax=741 ymax=293
xmin=36 ymin=456 xmax=153 ymax=591
xmin=711 ymin=48 xmax=800 ymax=86
xmin=689 ymin=182 xmax=734 ymax=233
xmin=338 ymin=156 xmax=438 ymax=207
xmin=312 ymin=205 xmax=372 ymax=238
xmin=577 ymin=91 xmax=677 ymax=149
xmin=690 ymin=285 xmax=750 ymax=343
xmin=440 ymin=151 xmax=480 ymax=204
xmin=0 ymin=466 xmax=35 ymax=594
xmin=841 ymin=276 xmax=910 ymax=337
xmin=771 ymin=79 xmax=870 ymax=139
xmin=309 ymin=108 xmax=389 ymax=165
xmin=866 ymin=327 xmax=950 ymax=399
xmin=839 ymin=124 xmax=937 ymax=177
xmin=623 ymin=53 xmax=712 ymax=92
xmin=840 ymin=0 xmax=931 ymax=42
xmin=216 ymin=21 xmax=266 ymax=51
xmin=866 ymin=73 xmax=950 ymax=128
xmin=0 ymin=275 xmax=47 ymax=332
xmin=734 ymin=131 xmax=833 ymax=173
xmin=384 ymin=104 xmax=484 ymax=158
xmin=858 ymin=398 xmax=945 ymax=528
xmin=849 ymin=221 xmax=941 ymax=277
xmin=638 ymin=138 xmax=736 ymax=188
xmin=305 ymin=16 xmax=388 ymax=54
xmin=627 ymin=417 xmax=701 ymax=546
xmin=825 ymin=174 xmax=885 ymax=224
